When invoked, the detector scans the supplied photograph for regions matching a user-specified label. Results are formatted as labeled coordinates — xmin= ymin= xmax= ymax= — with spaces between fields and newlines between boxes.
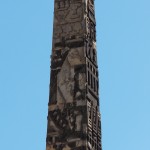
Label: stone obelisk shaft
xmin=46 ymin=0 xmax=102 ymax=149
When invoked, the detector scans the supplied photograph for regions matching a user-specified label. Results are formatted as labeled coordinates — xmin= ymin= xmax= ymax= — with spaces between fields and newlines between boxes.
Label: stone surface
xmin=46 ymin=0 xmax=102 ymax=149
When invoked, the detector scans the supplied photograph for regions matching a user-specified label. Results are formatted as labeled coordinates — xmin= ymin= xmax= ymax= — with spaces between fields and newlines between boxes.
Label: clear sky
xmin=0 ymin=0 xmax=150 ymax=150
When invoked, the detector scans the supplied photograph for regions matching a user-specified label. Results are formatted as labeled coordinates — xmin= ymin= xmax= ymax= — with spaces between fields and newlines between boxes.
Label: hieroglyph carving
xmin=46 ymin=0 xmax=102 ymax=149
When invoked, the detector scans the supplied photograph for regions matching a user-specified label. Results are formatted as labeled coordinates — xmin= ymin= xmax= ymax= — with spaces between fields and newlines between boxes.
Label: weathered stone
xmin=46 ymin=0 xmax=102 ymax=149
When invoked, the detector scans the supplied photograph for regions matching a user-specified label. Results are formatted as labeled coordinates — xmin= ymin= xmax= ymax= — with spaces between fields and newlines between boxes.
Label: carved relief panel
xmin=47 ymin=0 xmax=102 ymax=149
xmin=53 ymin=0 xmax=85 ymax=46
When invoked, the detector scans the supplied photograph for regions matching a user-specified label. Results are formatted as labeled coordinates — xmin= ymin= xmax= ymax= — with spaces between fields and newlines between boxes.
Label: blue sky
xmin=0 ymin=0 xmax=150 ymax=150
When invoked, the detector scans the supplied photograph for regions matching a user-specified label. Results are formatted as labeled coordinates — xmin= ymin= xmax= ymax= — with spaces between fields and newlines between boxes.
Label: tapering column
xmin=46 ymin=0 xmax=102 ymax=149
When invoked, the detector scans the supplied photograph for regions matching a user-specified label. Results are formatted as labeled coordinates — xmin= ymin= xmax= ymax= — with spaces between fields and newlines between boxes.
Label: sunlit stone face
xmin=46 ymin=0 xmax=102 ymax=149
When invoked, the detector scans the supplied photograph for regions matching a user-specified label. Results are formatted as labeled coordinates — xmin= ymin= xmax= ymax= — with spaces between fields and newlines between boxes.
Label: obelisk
xmin=46 ymin=0 xmax=102 ymax=149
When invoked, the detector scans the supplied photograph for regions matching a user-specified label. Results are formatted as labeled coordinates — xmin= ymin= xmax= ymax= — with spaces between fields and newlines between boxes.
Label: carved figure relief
xmin=86 ymin=41 xmax=97 ymax=65
xmin=47 ymin=104 xmax=87 ymax=150
xmin=67 ymin=48 xmax=84 ymax=66
xmin=55 ymin=0 xmax=83 ymax=25
xmin=54 ymin=24 xmax=84 ymax=45
xmin=47 ymin=0 xmax=102 ymax=149
xmin=65 ymin=3 xmax=83 ymax=23
xmin=53 ymin=0 xmax=84 ymax=44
